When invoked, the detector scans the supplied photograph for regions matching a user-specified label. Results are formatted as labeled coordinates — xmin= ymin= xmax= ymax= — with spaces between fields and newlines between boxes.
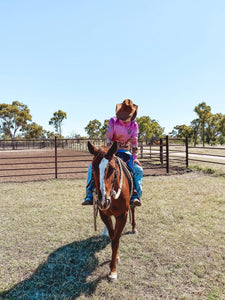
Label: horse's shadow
xmin=2 ymin=235 xmax=110 ymax=299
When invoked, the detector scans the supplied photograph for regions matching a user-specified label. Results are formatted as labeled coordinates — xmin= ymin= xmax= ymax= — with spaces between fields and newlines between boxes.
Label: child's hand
xmin=133 ymin=159 xmax=142 ymax=166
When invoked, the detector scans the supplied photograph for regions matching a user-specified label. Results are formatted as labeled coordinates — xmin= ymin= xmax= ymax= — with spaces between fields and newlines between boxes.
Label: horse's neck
xmin=116 ymin=157 xmax=133 ymax=199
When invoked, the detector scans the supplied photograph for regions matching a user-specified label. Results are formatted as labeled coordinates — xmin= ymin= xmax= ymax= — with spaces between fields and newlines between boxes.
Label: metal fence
xmin=0 ymin=138 xmax=107 ymax=151
xmin=0 ymin=138 xmax=90 ymax=182
xmin=139 ymin=136 xmax=188 ymax=173
xmin=187 ymin=145 xmax=225 ymax=168
xmin=0 ymin=137 xmax=191 ymax=182
xmin=1 ymin=136 xmax=224 ymax=182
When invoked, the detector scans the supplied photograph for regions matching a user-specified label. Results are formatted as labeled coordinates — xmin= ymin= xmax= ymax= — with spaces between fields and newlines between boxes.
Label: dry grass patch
xmin=0 ymin=174 xmax=225 ymax=299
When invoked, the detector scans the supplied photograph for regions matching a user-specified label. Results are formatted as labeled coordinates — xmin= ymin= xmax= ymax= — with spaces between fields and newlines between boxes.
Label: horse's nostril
xmin=97 ymin=197 xmax=110 ymax=210
xmin=106 ymin=198 xmax=111 ymax=206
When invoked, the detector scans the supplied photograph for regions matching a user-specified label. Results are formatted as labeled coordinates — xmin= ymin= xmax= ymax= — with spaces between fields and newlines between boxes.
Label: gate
xmin=139 ymin=136 xmax=188 ymax=175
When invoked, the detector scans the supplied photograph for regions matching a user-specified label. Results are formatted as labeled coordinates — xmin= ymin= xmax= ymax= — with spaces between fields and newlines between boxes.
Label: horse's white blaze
xmin=99 ymin=157 xmax=109 ymax=199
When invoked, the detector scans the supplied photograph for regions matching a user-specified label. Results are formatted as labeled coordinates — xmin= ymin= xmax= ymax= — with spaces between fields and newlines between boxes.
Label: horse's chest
xmin=105 ymin=204 xmax=128 ymax=217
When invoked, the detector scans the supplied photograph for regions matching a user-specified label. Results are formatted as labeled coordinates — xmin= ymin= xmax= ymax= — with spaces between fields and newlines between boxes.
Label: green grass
xmin=0 ymin=174 xmax=225 ymax=299
xmin=186 ymin=146 xmax=225 ymax=176
xmin=189 ymin=162 xmax=225 ymax=177
xmin=189 ymin=165 xmax=217 ymax=174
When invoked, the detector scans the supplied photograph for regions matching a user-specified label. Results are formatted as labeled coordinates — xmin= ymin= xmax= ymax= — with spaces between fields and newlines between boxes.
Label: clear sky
xmin=1 ymin=0 xmax=225 ymax=137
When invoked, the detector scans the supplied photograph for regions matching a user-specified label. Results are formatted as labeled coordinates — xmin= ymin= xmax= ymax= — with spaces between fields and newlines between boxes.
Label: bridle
xmin=92 ymin=154 xmax=133 ymax=203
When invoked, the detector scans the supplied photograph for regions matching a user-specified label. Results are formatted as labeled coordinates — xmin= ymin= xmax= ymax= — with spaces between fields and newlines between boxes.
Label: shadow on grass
xmin=1 ymin=235 xmax=110 ymax=299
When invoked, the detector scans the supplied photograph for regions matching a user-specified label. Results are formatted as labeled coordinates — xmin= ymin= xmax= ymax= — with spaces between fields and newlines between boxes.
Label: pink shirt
xmin=106 ymin=117 xmax=139 ymax=160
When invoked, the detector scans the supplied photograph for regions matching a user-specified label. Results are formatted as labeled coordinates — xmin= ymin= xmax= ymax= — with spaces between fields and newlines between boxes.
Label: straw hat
xmin=116 ymin=99 xmax=138 ymax=122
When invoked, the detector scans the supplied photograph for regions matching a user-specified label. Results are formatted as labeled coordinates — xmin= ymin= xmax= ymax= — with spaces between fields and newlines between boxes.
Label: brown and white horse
xmin=88 ymin=140 xmax=137 ymax=281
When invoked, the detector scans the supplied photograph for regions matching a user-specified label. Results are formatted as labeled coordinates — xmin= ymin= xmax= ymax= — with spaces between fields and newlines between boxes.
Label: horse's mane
xmin=98 ymin=145 xmax=108 ymax=153
xmin=92 ymin=145 xmax=114 ymax=168
xmin=93 ymin=145 xmax=112 ymax=158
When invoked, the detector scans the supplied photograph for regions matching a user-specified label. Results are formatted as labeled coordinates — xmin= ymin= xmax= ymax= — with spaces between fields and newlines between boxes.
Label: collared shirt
xmin=106 ymin=117 xmax=139 ymax=160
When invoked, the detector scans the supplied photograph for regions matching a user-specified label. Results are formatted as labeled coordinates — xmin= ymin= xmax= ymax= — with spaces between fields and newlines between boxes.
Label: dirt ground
xmin=0 ymin=149 xmax=186 ymax=183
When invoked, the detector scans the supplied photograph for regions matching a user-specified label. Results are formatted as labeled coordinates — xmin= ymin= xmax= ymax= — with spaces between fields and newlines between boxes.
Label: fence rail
xmin=187 ymin=144 xmax=225 ymax=168
xmin=1 ymin=136 xmax=224 ymax=182
xmin=0 ymin=137 xmax=188 ymax=182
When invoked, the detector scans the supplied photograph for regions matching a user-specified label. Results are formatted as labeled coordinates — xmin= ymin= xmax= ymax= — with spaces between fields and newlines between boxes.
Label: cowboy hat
xmin=116 ymin=99 xmax=138 ymax=122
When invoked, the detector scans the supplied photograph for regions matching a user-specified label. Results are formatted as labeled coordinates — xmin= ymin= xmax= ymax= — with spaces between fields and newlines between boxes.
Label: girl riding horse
xmin=82 ymin=99 xmax=143 ymax=206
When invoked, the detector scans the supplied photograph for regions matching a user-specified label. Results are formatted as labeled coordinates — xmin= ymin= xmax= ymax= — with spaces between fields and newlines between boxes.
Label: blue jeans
xmin=86 ymin=150 xmax=143 ymax=199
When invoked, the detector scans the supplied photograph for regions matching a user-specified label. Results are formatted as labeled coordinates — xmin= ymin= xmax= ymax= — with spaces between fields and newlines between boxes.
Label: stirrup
xmin=130 ymin=197 xmax=141 ymax=207
xmin=130 ymin=190 xmax=141 ymax=207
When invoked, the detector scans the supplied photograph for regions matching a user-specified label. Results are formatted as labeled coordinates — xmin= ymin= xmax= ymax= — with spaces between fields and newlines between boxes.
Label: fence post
xmin=140 ymin=141 xmax=143 ymax=159
xmin=186 ymin=136 xmax=189 ymax=168
xmin=166 ymin=135 xmax=169 ymax=173
xmin=55 ymin=136 xmax=58 ymax=179
xmin=149 ymin=143 xmax=151 ymax=160
xmin=160 ymin=138 xmax=163 ymax=165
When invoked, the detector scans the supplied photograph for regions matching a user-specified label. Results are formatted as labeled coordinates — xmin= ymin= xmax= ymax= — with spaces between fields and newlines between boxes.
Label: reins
xmin=120 ymin=157 xmax=133 ymax=198
xmin=110 ymin=156 xmax=133 ymax=200
xmin=110 ymin=156 xmax=123 ymax=199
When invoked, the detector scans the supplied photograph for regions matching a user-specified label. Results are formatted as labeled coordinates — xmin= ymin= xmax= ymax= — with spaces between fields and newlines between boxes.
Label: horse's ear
xmin=88 ymin=141 xmax=97 ymax=155
xmin=106 ymin=141 xmax=118 ymax=159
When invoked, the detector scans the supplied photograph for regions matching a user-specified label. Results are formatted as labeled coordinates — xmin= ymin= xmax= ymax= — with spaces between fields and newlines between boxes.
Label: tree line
xmin=84 ymin=102 xmax=225 ymax=146
xmin=84 ymin=116 xmax=164 ymax=140
xmin=0 ymin=101 xmax=67 ymax=140
xmin=0 ymin=101 xmax=224 ymax=146
xmin=170 ymin=102 xmax=225 ymax=146
xmin=0 ymin=101 xmax=164 ymax=141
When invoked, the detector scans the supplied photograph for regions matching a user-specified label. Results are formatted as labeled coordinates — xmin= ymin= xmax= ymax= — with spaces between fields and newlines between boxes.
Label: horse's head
xmin=88 ymin=141 xmax=118 ymax=211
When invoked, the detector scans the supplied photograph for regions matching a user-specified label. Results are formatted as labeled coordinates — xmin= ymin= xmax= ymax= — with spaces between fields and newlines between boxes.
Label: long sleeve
xmin=131 ymin=122 xmax=139 ymax=160
xmin=106 ymin=117 xmax=139 ymax=159
xmin=106 ymin=117 xmax=115 ymax=146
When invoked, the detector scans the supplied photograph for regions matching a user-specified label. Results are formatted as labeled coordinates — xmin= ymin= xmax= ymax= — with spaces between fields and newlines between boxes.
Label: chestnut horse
xmin=88 ymin=140 xmax=137 ymax=281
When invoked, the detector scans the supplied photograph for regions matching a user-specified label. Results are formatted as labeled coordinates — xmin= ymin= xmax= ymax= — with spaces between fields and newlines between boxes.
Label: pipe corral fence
xmin=0 ymin=136 xmax=209 ymax=183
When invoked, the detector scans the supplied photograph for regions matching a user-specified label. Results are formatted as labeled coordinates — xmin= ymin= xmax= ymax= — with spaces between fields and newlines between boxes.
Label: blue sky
xmin=1 ymin=0 xmax=225 ymax=137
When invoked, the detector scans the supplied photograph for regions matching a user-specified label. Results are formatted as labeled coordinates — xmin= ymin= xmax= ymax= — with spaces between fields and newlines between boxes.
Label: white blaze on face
xmin=99 ymin=157 xmax=109 ymax=199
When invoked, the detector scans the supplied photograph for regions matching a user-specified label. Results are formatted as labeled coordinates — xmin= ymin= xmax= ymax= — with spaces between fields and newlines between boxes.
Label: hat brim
xmin=116 ymin=103 xmax=138 ymax=122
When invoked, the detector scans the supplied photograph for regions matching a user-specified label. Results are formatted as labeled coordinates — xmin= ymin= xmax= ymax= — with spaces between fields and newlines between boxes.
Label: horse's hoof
xmin=108 ymin=271 xmax=117 ymax=281
xmin=132 ymin=229 xmax=138 ymax=234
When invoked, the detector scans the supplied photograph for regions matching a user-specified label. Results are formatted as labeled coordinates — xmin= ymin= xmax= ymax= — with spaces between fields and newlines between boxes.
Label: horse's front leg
xmin=130 ymin=206 xmax=138 ymax=234
xmin=109 ymin=212 xmax=128 ymax=281
xmin=99 ymin=210 xmax=114 ymax=239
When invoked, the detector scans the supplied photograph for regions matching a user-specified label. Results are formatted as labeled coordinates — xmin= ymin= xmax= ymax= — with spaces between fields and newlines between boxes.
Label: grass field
xmin=0 ymin=173 xmax=225 ymax=299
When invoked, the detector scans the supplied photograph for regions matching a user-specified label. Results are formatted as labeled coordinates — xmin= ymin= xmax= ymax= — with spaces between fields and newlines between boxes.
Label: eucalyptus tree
xmin=49 ymin=110 xmax=67 ymax=137
xmin=0 ymin=101 xmax=32 ymax=148
xmin=172 ymin=124 xmax=193 ymax=139
xmin=190 ymin=119 xmax=200 ymax=147
xmin=205 ymin=113 xmax=223 ymax=145
xmin=100 ymin=119 xmax=109 ymax=138
xmin=85 ymin=119 xmax=102 ymax=138
xmin=194 ymin=102 xmax=212 ymax=146
xmin=136 ymin=116 xmax=164 ymax=139
xmin=24 ymin=122 xmax=54 ymax=139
